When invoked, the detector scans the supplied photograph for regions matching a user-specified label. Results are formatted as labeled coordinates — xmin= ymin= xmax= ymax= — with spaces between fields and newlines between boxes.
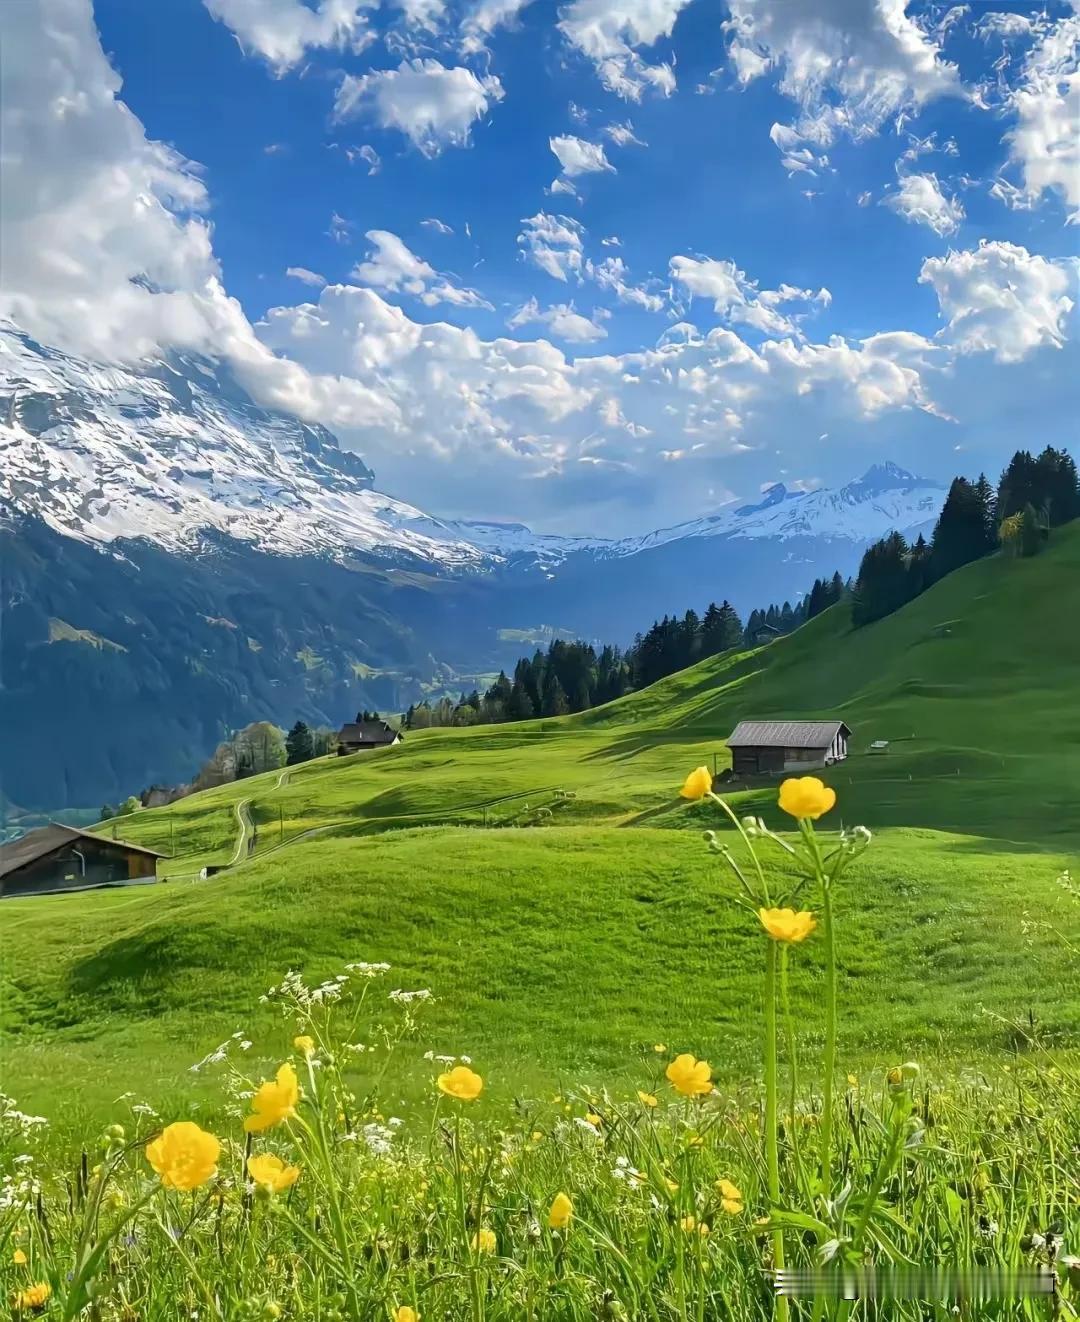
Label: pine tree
xmin=1019 ymin=502 xmax=1043 ymax=557
xmin=928 ymin=477 xmax=993 ymax=583
xmin=1036 ymin=446 xmax=1080 ymax=525
xmin=507 ymin=681 xmax=536 ymax=721
xmin=830 ymin=571 xmax=845 ymax=604
xmin=285 ymin=720 xmax=314 ymax=766
xmin=541 ymin=671 xmax=570 ymax=716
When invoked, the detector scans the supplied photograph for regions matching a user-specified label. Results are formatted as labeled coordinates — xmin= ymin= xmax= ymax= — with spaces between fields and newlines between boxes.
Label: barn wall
xmin=3 ymin=841 xmax=156 ymax=898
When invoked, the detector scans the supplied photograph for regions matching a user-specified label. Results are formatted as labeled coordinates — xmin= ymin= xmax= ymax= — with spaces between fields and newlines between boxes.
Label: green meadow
xmin=2 ymin=530 xmax=1079 ymax=1322
xmin=3 ymin=527 xmax=1079 ymax=1136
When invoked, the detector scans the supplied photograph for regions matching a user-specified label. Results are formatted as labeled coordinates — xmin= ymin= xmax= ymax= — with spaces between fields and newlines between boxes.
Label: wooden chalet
xmin=336 ymin=718 xmax=402 ymax=755
xmin=0 ymin=825 xmax=163 ymax=899
xmin=727 ymin=719 xmax=851 ymax=777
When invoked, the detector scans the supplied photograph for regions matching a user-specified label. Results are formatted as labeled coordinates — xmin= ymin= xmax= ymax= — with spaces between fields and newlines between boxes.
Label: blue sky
xmin=3 ymin=0 xmax=1078 ymax=533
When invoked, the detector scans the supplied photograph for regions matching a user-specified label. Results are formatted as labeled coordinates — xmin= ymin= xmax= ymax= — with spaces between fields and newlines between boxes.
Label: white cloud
xmin=286 ymin=266 xmax=327 ymax=286
xmin=550 ymin=134 xmax=616 ymax=178
xmin=334 ymin=59 xmax=504 ymax=156
xmin=517 ymin=212 xmax=585 ymax=282
xmin=348 ymin=144 xmax=381 ymax=174
xmin=727 ymin=0 xmax=963 ymax=164
xmin=507 ymin=298 xmax=609 ymax=343
xmin=586 ymin=256 xmax=666 ymax=311
xmin=669 ymin=255 xmax=828 ymax=337
xmin=604 ymin=120 xmax=645 ymax=147
xmin=329 ymin=211 xmax=352 ymax=243
xmin=557 ymin=0 xmax=691 ymax=99
xmin=351 ymin=230 xmax=492 ymax=309
xmin=919 ymin=240 xmax=1077 ymax=362
xmin=997 ymin=13 xmax=1079 ymax=221
xmin=202 ymin=0 xmax=375 ymax=70
xmin=884 ymin=172 xmax=965 ymax=235
xmin=421 ymin=217 xmax=454 ymax=234
xmin=459 ymin=0 xmax=536 ymax=53
xmin=392 ymin=0 xmax=447 ymax=30
xmin=601 ymin=234 xmax=622 ymax=247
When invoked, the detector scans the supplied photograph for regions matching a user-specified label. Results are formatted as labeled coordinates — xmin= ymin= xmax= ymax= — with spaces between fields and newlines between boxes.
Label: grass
xmin=2 ymin=529 xmax=1079 ymax=1131
xmin=2 ymin=528 xmax=1080 ymax=1315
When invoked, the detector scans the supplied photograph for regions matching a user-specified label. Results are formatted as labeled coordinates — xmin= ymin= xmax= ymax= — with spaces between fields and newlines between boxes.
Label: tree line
xmin=852 ymin=446 xmax=1078 ymax=628
xmin=404 ymin=577 xmax=848 ymax=731
xmin=100 ymin=716 xmax=348 ymax=819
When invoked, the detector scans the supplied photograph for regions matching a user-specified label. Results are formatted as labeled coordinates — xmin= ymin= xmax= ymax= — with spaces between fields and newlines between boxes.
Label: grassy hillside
xmin=102 ymin=519 xmax=1080 ymax=872
xmin=3 ymin=529 xmax=1079 ymax=1134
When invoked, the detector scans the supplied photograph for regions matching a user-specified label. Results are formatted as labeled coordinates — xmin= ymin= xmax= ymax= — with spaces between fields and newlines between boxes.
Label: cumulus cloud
xmin=670 ymin=255 xmax=829 ymax=337
xmin=202 ymin=0 xmax=375 ymax=70
xmin=997 ymin=12 xmax=1079 ymax=221
xmin=550 ymin=134 xmax=616 ymax=178
xmin=507 ymin=298 xmax=609 ymax=343
xmin=286 ymin=266 xmax=328 ymax=286
xmin=557 ymin=0 xmax=691 ymax=99
xmin=517 ymin=212 xmax=586 ymax=282
xmin=334 ymin=59 xmax=504 ymax=155
xmin=726 ymin=0 xmax=963 ymax=166
xmin=884 ymin=172 xmax=965 ymax=235
xmin=351 ymin=230 xmax=492 ymax=309
xmin=920 ymin=240 xmax=1077 ymax=362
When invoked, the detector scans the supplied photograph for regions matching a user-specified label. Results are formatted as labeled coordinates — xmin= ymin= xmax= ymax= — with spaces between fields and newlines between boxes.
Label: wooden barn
xmin=727 ymin=720 xmax=851 ymax=777
xmin=336 ymin=718 xmax=402 ymax=755
xmin=0 ymin=825 xmax=163 ymax=899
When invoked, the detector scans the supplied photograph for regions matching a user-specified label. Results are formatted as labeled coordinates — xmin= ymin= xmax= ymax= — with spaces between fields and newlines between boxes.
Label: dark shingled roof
xmin=0 ymin=824 xmax=164 ymax=880
xmin=727 ymin=720 xmax=851 ymax=749
xmin=337 ymin=720 xmax=399 ymax=745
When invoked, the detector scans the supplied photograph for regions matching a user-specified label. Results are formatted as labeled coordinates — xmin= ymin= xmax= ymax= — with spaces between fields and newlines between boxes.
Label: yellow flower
xmin=548 ymin=1192 xmax=573 ymax=1229
xmin=247 ymin=1153 xmax=301 ymax=1195
xmin=664 ymin=1177 xmax=679 ymax=1193
xmin=847 ymin=1073 xmax=858 ymax=1087
xmin=293 ymin=1035 xmax=315 ymax=1055
xmin=716 ymin=1178 xmax=744 ymax=1214
xmin=679 ymin=1215 xmax=697 ymax=1232
xmin=394 ymin=1309 xmax=419 ymax=1322
xmin=145 ymin=1121 xmax=220 ymax=1191
xmin=652 ymin=1043 xmax=667 ymax=1053
xmin=437 ymin=1064 xmax=483 ymax=1102
xmin=12 ymin=1249 xmax=27 ymax=1265
xmin=531 ymin=1130 xmax=544 ymax=1143
xmin=679 ymin=766 xmax=713 ymax=801
xmin=472 ymin=1227 xmax=497 ymax=1254
xmin=585 ymin=1113 xmax=602 ymax=1127
xmin=13 ymin=1283 xmax=52 ymax=1309
xmin=758 ymin=908 xmax=817 ymax=943
xmin=665 ymin=1053 xmax=713 ymax=1097
xmin=778 ymin=776 xmax=836 ymax=820
xmin=244 ymin=1063 xmax=299 ymax=1133
xmin=637 ymin=1090 xmax=659 ymax=1108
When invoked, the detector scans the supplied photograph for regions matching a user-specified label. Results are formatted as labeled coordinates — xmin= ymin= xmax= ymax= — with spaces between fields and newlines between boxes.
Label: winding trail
xmin=225 ymin=798 xmax=254 ymax=868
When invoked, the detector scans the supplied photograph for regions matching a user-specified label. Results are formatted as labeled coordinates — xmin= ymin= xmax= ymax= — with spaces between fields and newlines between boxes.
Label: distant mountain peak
xmin=850 ymin=460 xmax=936 ymax=492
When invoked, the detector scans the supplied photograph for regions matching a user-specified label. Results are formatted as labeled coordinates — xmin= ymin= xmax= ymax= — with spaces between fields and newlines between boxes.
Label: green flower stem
xmin=820 ymin=877 xmax=838 ymax=1199
xmin=763 ymin=939 xmax=789 ymax=1322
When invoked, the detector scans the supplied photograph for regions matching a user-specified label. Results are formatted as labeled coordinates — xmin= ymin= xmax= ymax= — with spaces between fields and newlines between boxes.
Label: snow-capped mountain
xmin=0 ymin=322 xmax=949 ymax=813
xmin=0 ymin=324 xmax=487 ymax=570
xmin=0 ymin=322 xmax=943 ymax=577
xmin=437 ymin=462 xmax=943 ymax=566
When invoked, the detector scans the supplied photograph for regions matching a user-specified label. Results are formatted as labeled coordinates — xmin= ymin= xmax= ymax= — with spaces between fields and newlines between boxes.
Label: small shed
xmin=336 ymin=719 xmax=402 ymax=755
xmin=0 ymin=825 xmax=163 ymax=899
xmin=727 ymin=720 xmax=851 ymax=777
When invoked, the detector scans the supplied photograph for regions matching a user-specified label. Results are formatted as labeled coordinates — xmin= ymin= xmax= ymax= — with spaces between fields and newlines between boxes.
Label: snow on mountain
xmin=0 ymin=324 xmax=488 ymax=570
xmin=0 ymin=322 xmax=944 ymax=575
xmin=435 ymin=463 xmax=944 ymax=564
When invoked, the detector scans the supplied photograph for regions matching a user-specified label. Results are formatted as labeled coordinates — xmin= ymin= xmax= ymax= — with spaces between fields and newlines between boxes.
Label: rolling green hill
xmin=3 ymin=528 xmax=1078 ymax=1136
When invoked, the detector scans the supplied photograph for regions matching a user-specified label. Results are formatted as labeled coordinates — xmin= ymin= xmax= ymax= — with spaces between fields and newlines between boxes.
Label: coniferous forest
xmin=407 ymin=446 xmax=1077 ymax=731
